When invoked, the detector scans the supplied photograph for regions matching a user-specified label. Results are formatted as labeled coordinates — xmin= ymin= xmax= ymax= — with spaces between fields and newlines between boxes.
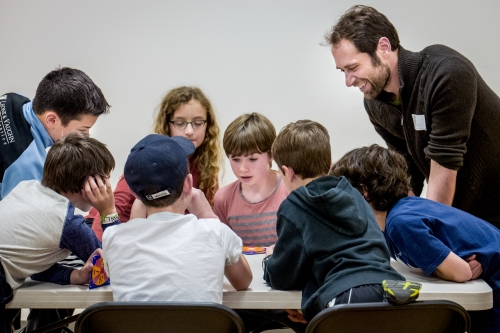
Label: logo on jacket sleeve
xmin=0 ymin=97 xmax=16 ymax=145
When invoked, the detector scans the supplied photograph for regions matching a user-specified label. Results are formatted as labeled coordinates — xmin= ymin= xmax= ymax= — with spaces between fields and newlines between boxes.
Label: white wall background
xmin=1 ymin=0 xmax=499 ymax=189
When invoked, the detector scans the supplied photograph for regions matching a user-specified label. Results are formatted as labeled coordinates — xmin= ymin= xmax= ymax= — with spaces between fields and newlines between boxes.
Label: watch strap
xmin=100 ymin=213 xmax=119 ymax=225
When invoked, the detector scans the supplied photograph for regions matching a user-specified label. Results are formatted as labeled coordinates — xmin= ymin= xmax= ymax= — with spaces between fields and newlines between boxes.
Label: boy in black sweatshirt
xmin=263 ymin=120 xmax=404 ymax=323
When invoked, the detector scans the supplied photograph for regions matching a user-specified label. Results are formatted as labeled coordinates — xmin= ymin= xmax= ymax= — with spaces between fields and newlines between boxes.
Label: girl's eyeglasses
xmin=169 ymin=120 xmax=207 ymax=130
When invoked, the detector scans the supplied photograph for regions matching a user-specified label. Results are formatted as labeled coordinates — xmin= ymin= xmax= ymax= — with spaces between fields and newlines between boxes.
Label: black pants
xmin=329 ymin=284 xmax=385 ymax=306
xmin=0 ymin=262 xmax=16 ymax=333
xmin=25 ymin=309 xmax=74 ymax=333
xmin=468 ymin=307 xmax=500 ymax=333
xmin=236 ymin=284 xmax=384 ymax=333
xmin=235 ymin=309 xmax=307 ymax=333
xmin=0 ymin=308 xmax=19 ymax=333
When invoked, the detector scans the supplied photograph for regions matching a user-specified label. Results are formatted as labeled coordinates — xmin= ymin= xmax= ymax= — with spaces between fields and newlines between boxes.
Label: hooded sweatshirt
xmin=263 ymin=176 xmax=404 ymax=320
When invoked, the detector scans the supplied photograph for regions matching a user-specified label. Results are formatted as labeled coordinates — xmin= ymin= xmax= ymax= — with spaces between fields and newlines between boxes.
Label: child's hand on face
xmin=82 ymin=175 xmax=116 ymax=217
xmin=70 ymin=248 xmax=103 ymax=285
xmin=187 ymin=188 xmax=218 ymax=219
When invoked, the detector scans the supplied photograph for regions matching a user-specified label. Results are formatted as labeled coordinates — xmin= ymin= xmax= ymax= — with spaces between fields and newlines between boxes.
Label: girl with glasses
xmin=88 ymin=86 xmax=222 ymax=240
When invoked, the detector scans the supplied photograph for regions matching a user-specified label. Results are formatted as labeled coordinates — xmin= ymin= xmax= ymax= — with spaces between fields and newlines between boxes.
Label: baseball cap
xmin=124 ymin=134 xmax=195 ymax=202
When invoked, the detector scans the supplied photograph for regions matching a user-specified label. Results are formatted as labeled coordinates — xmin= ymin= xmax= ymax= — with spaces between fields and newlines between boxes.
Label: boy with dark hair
xmin=0 ymin=67 xmax=110 ymax=331
xmin=0 ymin=132 xmax=119 ymax=333
xmin=214 ymin=112 xmax=288 ymax=246
xmin=263 ymin=120 xmax=404 ymax=324
xmin=102 ymin=134 xmax=252 ymax=303
xmin=0 ymin=67 xmax=110 ymax=200
xmin=330 ymin=144 xmax=500 ymax=332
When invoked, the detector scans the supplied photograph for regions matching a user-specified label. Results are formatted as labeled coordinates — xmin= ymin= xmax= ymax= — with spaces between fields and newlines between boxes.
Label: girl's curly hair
xmin=153 ymin=86 xmax=222 ymax=205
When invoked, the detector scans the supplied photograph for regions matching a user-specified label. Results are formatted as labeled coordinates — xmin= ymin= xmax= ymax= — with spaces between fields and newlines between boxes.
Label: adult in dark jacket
xmin=327 ymin=5 xmax=500 ymax=228
xmin=263 ymin=120 xmax=404 ymax=322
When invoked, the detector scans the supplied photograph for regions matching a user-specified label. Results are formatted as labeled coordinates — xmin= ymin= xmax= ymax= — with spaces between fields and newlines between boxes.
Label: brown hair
xmin=223 ymin=113 xmax=276 ymax=157
xmin=153 ymin=86 xmax=221 ymax=204
xmin=33 ymin=67 xmax=110 ymax=126
xmin=42 ymin=132 xmax=115 ymax=193
xmin=325 ymin=5 xmax=400 ymax=64
xmin=329 ymin=144 xmax=410 ymax=211
xmin=272 ymin=120 xmax=331 ymax=179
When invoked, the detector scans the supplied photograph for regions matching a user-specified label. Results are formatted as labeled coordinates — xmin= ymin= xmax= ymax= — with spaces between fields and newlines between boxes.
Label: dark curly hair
xmin=330 ymin=144 xmax=410 ymax=211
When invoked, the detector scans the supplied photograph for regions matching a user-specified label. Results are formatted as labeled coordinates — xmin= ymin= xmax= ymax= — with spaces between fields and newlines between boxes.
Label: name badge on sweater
xmin=412 ymin=114 xmax=427 ymax=131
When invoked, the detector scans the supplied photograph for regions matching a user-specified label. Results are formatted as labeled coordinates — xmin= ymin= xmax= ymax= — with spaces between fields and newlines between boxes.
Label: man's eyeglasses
xmin=169 ymin=120 xmax=207 ymax=130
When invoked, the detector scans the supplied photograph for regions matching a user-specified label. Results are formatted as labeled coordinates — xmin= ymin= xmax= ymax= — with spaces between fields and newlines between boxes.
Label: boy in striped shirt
xmin=214 ymin=113 xmax=288 ymax=247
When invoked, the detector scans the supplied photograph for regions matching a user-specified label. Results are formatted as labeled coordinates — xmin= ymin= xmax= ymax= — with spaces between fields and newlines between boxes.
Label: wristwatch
xmin=100 ymin=213 xmax=119 ymax=225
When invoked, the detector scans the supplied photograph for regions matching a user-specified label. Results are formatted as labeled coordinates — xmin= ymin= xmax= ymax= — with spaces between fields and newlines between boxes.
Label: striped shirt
xmin=214 ymin=175 xmax=288 ymax=246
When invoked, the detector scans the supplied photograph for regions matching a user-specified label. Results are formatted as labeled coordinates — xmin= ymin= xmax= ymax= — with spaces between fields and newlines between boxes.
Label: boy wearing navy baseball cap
xmin=102 ymin=134 xmax=252 ymax=303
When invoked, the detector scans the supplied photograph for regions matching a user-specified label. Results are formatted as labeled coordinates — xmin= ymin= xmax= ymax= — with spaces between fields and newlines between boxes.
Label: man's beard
xmin=364 ymin=62 xmax=391 ymax=100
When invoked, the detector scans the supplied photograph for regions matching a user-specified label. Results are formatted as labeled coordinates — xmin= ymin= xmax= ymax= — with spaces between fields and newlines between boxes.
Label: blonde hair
xmin=153 ymin=86 xmax=221 ymax=204
xmin=223 ymin=113 xmax=276 ymax=157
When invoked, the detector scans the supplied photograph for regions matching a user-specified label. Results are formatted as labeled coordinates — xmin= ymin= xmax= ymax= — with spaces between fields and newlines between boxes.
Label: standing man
xmin=327 ymin=5 xmax=500 ymax=228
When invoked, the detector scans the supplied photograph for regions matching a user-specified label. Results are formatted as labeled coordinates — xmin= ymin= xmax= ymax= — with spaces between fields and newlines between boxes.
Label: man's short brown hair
xmin=42 ymin=132 xmax=115 ymax=193
xmin=325 ymin=5 xmax=400 ymax=65
xmin=223 ymin=113 xmax=276 ymax=157
xmin=329 ymin=144 xmax=411 ymax=211
xmin=272 ymin=120 xmax=331 ymax=179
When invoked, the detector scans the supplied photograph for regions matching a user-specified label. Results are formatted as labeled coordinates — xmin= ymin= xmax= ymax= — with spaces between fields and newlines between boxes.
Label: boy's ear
xmin=41 ymin=111 xmax=60 ymax=129
xmin=281 ymin=165 xmax=295 ymax=183
xmin=183 ymin=174 xmax=194 ymax=195
xmin=358 ymin=184 xmax=370 ymax=200
xmin=39 ymin=111 xmax=64 ymax=141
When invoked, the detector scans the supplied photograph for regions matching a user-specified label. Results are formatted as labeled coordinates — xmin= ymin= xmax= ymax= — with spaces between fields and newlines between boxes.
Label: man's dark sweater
xmin=365 ymin=45 xmax=500 ymax=228
xmin=263 ymin=176 xmax=403 ymax=321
